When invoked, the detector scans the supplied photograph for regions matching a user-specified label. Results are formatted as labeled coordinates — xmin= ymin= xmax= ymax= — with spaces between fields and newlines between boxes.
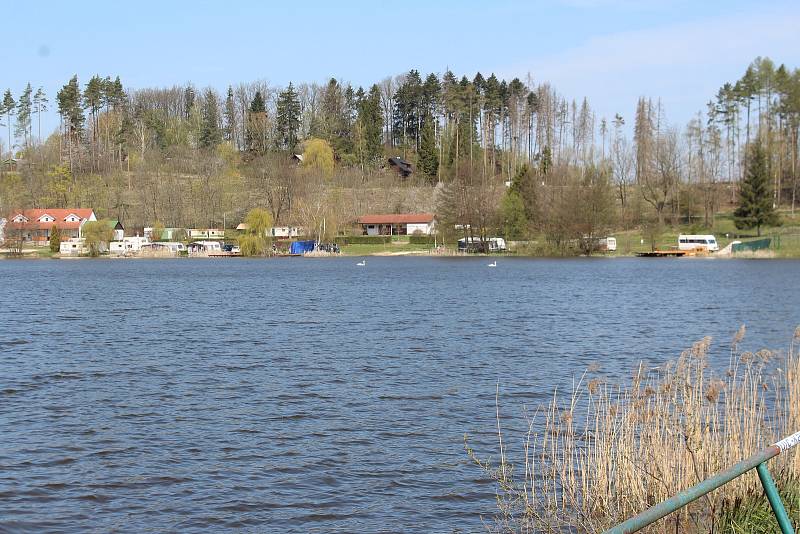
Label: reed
xmin=467 ymin=326 xmax=800 ymax=533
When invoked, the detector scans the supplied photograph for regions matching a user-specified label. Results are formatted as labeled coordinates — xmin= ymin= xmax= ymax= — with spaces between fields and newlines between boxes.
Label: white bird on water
xmin=488 ymin=260 xmax=497 ymax=267
xmin=356 ymin=260 xmax=366 ymax=266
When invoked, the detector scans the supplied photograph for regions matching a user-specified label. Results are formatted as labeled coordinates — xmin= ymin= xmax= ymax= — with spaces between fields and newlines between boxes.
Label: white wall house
xmin=187 ymin=241 xmax=222 ymax=256
xmin=236 ymin=224 xmax=304 ymax=238
xmin=187 ymin=228 xmax=225 ymax=240
xmin=356 ymin=213 xmax=436 ymax=236
xmin=60 ymin=238 xmax=89 ymax=256
xmin=270 ymin=226 xmax=304 ymax=238
xmin=109 ymin=236 xmax=150 ymax=255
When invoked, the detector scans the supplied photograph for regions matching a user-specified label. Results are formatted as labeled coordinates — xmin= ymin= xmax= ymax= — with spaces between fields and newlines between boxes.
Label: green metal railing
xmin=604 ymin=430 xmax=800 ymax=534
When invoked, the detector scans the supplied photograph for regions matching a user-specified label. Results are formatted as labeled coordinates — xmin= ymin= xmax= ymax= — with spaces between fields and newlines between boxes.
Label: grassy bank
xmin=606 ymin=210 xmax=800 ymax=257
xmin=467 ymin=326 xmax=800 ymax=533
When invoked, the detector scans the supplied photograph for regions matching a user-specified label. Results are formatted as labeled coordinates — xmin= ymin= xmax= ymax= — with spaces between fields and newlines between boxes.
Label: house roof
xmin=388 ymin=156 xmax=413 ymax=176
xmin=8 ymin=208 xmax=96 ymax=231
xmin=357 ymin=213 xmax=436 ymax=225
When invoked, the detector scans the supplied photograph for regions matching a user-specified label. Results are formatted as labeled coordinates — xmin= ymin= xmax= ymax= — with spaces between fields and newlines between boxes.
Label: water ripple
xmin=0 ymin=257 xmax=798 ymax=533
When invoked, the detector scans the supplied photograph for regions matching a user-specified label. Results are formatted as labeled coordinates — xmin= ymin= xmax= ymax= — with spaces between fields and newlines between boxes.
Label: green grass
xmin=718 ymin=476 xmax=800 ymax=533
xmin=607 ymin=209 xmax=800 ymax=257
xmin=35 ymin=248 xmax=58 ymax=258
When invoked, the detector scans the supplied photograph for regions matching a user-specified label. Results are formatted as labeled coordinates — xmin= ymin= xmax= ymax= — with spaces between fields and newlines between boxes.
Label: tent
xmin=289 ymin=240 xmax=316 ymax=255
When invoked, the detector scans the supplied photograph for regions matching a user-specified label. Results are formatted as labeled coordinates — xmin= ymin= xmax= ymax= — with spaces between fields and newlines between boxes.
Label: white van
xmin=678 ymin=234 xmax=719 ymax=252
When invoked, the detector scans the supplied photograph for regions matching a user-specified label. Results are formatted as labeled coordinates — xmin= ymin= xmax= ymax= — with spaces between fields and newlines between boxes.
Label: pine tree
xmin=2 ymin=90 xmax=16 ymax=155
xmin=392 ymin=70 xmax=423 ymax=150
xmin=84 ymin=75 xmax=105 ymax=167
xmin=110 ymin=77 xmax=126 ymax=110
xmin=250 ymin=91 xmax=266 ymax=113
xmin=224 ymin=86 xmax=237 ymax=145
xmin=199 ymin=89 xmax=222 ymax=149
xmin=57 ymin=76 xmax=85 ymax=139
xmin=32 ymin=87 xmax=48 ymax=144
xmin=734 ymin=142 xmax=780 ymax=236
xmin=276 ymin=83 xmax=301 ymax=151
xmin=184 ymin=86 xmax=196 ymax=119
xmin=418 ymin=112 xmax=439 ymax=179
xmin=360 ymin=84 xmax=384 ymax=164
xmin=246 ymin=90 xmax=268 ymax=154
xmin=16 ymin=84 xmax=33 ymax=149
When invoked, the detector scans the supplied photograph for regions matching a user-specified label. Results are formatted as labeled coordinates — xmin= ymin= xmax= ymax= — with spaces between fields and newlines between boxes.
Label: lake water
xmin=1 ymin=257 xmax=798 ymax=533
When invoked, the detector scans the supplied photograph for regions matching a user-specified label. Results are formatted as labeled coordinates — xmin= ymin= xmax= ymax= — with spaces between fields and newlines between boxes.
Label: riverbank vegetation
xmin=1 ymin=57 xmax=799 ymax=254
xmin=466 ymin=326 xmax=800 ymax=532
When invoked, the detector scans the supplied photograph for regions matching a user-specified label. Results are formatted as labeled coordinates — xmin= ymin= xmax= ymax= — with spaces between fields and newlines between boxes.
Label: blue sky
xmin=6 ymin=0 xmax=800 ymax=137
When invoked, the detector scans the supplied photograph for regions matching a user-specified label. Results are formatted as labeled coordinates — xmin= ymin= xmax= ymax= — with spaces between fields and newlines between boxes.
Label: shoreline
xmin=0 ymin=249 xmax=790 ymax=260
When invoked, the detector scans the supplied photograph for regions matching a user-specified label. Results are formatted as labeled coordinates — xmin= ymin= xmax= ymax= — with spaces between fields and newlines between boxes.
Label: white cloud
xmin=504 ymin=6 xmax=800 ymax=124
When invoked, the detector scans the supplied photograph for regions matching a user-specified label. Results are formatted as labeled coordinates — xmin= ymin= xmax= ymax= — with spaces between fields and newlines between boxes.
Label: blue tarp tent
xmin=290 ymin=240 xmax=316 ymax=254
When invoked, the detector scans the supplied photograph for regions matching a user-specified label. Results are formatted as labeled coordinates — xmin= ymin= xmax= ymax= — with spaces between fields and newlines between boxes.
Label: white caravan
xmin=678 ymin=234 xmax=719 ymax=252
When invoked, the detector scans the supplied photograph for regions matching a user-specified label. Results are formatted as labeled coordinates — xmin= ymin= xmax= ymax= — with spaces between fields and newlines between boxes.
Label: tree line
xmin=0 ymin=56 xmax=797 ymax=250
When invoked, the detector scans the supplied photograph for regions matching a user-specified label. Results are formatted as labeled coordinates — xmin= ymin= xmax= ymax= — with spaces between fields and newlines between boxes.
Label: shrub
xmin=335 ymin=235 xmax=392 ymax=245
xmin=49 ymin=225 xmax=62 ymax=252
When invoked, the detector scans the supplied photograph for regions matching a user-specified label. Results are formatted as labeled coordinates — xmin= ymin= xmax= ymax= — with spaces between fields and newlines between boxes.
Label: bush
xmin=409 ymin=235 xmax=436 ymax=245
xmin=335 ymin=235 xmax=392 ymax=245
xmin=49 ymin=225 xmax=62 ymax=252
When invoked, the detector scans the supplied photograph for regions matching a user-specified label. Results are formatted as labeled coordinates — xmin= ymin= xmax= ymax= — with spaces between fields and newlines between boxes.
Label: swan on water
xmin=356 ymin=260 xmax=366 ymax=266
xmin=488 ymin=260 xmax=497 ymax=267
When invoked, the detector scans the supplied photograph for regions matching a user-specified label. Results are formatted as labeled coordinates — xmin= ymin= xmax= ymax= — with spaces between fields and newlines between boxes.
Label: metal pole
xmin=604 ymin=430 xmax=800 ymax=534
xmin=756 ymin=462 xmax=794 ymax=534
xmin=604 ymin=446 xmax=779 ymax=534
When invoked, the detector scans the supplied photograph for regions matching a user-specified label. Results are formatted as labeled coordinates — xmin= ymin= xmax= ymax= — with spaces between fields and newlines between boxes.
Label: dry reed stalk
xmin=467 ymin=326 xmax=800 ymax=533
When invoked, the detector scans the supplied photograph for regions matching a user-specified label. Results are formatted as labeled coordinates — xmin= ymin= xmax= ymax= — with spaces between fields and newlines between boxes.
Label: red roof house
xmin=7 ymin=208 xmax=97 ymax=245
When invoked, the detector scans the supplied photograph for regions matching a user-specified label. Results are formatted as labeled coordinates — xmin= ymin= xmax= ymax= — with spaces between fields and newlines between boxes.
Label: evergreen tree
xmin=57 ymin=76 xmax=85 ymax=140
xmin=356 ymin=84 xmax=384 ymax=165
xmin=49 ymin=225 xmax=62 ymax=252
xmin=250 ymin=91 xmax=266 ymax=113
xmin=500 ymin=190 xmax=527 ymax=240
xmin=223 ymin=86 xmax=237 ymax=144
xmin=16 ymin=84 xmax=33 ymax=148
xmin=392 ymin=70 xmax=423 ymax=149
xmin=276 ymin=83 xmax=301 ymax=151
xmin=32 ymin=87 xmax=48 ymax=144
xmin=2 ymin=90 xmax=16 ymax=154
xmin=418 ymin=112 xmax=438 ymax=179
xmin=422 ymin=73 xmax=441 ymax=116
xmin=110 ymin=77 xmax=126 ymax=109
xmin=199 ymin=89 xmax=222 ymax=149
xmin=184 ymin=86 xmax=196 ymax=119
xmin=246 ymin=90 xmax=268 ymax=154
xmin=733 ymin=143 xmax=780 ymax=236
xmin=84 ymin=75 xmax=105 ymax=164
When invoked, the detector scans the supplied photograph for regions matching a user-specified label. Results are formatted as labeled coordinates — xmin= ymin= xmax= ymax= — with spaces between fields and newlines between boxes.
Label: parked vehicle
xmin=457 ymin=237 xmax=507 ymax=253
xmin=678 ymin=234 xmax=719 ymax=252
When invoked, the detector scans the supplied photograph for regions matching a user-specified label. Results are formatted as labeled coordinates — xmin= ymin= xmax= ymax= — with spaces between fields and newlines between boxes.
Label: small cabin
xmin=388 ymin=156 xmax=413 ymax=178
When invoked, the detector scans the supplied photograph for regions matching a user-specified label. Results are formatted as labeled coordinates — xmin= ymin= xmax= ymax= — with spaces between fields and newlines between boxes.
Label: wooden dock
xmin=636 ymin=248 xmax=709 ymax=258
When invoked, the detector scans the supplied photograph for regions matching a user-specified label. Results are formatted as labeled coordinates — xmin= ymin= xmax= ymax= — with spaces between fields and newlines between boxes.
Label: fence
xmin=604 ymin=431 xmax=800 ymax=534
xmin=732 ymin=238 xmax=772 ymax=253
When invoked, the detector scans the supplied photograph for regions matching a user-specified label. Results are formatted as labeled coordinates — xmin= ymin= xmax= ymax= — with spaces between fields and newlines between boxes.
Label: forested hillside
xmin=1 ymin=57 xmax=798 ymax=246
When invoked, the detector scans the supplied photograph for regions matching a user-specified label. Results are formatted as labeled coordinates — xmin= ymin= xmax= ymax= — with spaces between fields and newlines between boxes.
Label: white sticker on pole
xmin=774 ymin=431 xmax=800 ymax=452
